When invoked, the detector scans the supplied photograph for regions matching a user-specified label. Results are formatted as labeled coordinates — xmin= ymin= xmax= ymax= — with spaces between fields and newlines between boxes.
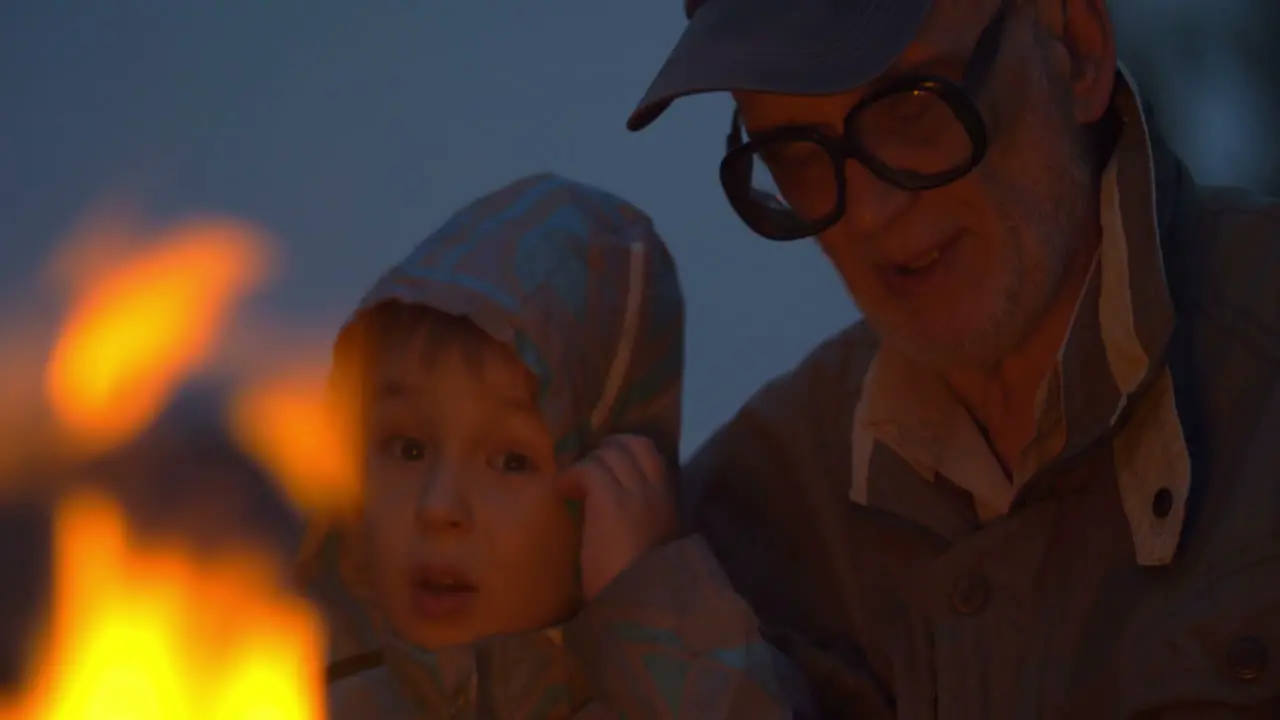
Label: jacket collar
xmin=377 ymin=626 xmax=591 ymax=717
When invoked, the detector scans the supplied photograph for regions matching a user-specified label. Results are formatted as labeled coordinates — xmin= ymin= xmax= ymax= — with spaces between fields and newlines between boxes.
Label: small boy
xmin=299 ymin=174 xmax=808 ymax=718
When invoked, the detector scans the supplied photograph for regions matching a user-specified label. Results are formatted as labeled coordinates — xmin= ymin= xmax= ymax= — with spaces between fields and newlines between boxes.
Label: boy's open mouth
xmin=409 ymin=565 xmax=477 ymax=620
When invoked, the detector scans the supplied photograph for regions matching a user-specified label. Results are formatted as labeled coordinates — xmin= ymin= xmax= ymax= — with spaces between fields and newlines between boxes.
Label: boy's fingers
xmin=597 ymin=437 xmax=648 ymax=492
xmin=560 ymin=435 xmax=667 ymax=503
xmin=622 ymin=436 xmax=666 ymax=490
xmin=555 ymin=465 xmax=589 ymax=500
xmin=603 ymin=435 xmax=666 ymax=491
xmin=559 ymin=453 xmax=626 ymax=500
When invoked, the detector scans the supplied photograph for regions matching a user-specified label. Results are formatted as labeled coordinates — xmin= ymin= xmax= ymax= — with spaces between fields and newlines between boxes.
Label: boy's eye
xmin=385 ymin=436 xmax=426 ymax=462
xmin=487 ymin=451 xmax=536 ymax=474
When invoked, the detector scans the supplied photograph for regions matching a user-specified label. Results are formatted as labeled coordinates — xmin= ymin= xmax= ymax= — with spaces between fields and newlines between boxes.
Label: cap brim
xmin=627 ymin=0 xmax=933 ymax=132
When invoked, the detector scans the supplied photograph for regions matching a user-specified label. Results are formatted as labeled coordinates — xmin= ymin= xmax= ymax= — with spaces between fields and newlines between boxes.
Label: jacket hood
xmin=338 ymin=171 xmax=684 ymax=463
xmin=301 ymin=173 xmax=685 ymax=678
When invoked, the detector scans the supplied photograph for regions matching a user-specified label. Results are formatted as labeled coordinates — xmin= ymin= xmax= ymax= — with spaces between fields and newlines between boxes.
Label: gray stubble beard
xmin=934 ymin=57 xmax=1096 ymax=374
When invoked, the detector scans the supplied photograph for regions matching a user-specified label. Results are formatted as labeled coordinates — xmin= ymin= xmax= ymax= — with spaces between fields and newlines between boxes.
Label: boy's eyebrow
xmin=371 ymin=379 xmax=539 ymax=417
xmin=497 ymin=397 xmax=545 ymax=422
xmin=370 ymin=380 xmax=418 ymax=401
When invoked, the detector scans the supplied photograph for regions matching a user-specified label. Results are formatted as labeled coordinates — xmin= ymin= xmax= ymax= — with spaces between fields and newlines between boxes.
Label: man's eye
xmin=761 ymin=142 xmax=822 ymax=170
xmin=487 ymin=451 xmax=536 ymax=474
xmin=861 ymin=91 xmax=949 ymax=135
xmin=384 ymin=436 xmax=426 ymax=462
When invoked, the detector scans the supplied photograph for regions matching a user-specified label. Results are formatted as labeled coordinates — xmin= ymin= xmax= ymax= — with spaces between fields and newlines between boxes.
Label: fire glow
xmin=44 ymin=220 xmax=268 ymax=454
xmin=0 ymin=216 xmax=337 ymax=719
xmin=2 ymin=491 xmax=325 ymax=720
xmin=231 ymin=369 xmax=361 ymax=518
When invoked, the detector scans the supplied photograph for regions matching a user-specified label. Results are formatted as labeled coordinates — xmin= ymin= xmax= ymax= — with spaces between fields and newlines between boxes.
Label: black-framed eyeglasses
xmin=720 ymin=2 xmax=1013 ymax=242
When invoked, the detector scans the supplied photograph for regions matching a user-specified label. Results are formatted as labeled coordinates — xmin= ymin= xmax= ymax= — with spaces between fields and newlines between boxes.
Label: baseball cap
xmin=627 ymin=0 xmax=934 ymax=131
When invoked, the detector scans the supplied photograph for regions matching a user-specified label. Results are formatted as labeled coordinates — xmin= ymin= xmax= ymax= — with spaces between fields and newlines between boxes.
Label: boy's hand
xmin=557 ymin=434 xmax=679 ymax=601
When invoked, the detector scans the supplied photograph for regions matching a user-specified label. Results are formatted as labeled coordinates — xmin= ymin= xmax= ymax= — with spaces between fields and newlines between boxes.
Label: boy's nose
xmin=412 ymin=467 xmax=473 ymax=533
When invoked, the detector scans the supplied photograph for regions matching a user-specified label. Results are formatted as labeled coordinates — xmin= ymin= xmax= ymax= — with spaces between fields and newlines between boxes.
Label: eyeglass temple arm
xmin=725 ymin=108 xmax=791 ymax=211
xmin=727 ymin=108 xmax=744 ymax=150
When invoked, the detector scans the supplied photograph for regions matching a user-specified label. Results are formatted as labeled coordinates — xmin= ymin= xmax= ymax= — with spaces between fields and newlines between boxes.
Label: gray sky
xmin=0 ymin=1 xmax=855 ymax=454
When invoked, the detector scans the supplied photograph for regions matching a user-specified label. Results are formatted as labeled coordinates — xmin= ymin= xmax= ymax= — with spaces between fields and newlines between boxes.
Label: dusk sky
xmin=0 ymin=1 xmax=1265 ymax=453
xmin=1 ymin=1 xmax=860 ymax=454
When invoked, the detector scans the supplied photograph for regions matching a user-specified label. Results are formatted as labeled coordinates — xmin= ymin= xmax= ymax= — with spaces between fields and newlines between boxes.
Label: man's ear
xmin=1059 ymin=0 xmax=1117 ymax=124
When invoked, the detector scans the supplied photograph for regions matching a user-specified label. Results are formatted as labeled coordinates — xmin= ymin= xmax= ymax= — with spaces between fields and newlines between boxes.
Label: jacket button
xmin=1151 ymin=487 xmax=1174 ymax=519
xmin=1226 ymin=636 xmax=1269 ymax=681
xmin=950 ymin=573 xmax=989 ymax=615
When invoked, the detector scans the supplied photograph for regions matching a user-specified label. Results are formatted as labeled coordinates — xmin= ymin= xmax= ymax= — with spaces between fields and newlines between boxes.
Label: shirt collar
xmin=850 ymin=66 xmax=1190 ymax=566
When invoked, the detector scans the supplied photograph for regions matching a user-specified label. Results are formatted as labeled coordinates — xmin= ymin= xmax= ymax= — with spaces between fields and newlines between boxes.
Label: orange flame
xmin=44 ymin=219 xmax=269 ymax=453
xmin=230 ymin=368 xmax=361 ymax=516
xmin=0 ymin=490 xmax=325 ymax=720
xmin=0 ymin=213 xmax=331 ymax=718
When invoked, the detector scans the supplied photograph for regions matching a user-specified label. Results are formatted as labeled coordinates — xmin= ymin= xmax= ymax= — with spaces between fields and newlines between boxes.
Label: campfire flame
xmin=230 ymin=369 xmax=361 ymax=516
xmin=1 ymin=490 xmax=325 ymax=720
xmin=44 ymin=219 xmax=269 ymax=454
xmin=0 ymin=216 xmax=330 ymax=718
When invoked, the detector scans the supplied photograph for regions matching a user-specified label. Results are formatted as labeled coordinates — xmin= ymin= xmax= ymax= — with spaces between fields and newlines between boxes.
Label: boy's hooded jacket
xmin=299 ymin=174 xmax=809 ymax=718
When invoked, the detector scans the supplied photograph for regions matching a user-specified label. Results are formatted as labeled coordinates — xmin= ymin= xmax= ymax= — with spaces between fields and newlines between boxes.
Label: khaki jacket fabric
xmin=681 ymin=70 xmax=1280 ymax=718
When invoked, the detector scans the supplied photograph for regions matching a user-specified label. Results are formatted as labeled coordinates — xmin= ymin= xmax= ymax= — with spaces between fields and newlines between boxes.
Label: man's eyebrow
xmin=881 ymin=49 xmax=966 ymax=84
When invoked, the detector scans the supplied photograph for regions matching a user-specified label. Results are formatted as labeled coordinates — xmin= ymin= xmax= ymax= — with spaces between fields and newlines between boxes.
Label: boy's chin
xmin=394 ymin=610 xmax=578 ymax=652
xmin=386 ymin=580 xmax=584 ymax=651
xmin=394 ymin=614 xmax=484 ymax=652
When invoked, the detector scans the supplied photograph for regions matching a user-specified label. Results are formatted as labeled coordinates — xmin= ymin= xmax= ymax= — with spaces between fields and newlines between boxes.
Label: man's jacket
xmin=683 ymin=68 xmax=1280 ymax=718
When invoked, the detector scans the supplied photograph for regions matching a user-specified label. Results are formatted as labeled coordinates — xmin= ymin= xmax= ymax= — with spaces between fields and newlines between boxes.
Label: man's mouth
xmin=896 ymin=248 xmax=943 ymax=275
xmin=890 ymin=233 xmax=960 ymax=277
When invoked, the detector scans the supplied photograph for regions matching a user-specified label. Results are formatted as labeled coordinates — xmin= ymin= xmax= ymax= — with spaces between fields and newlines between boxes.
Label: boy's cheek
xmin=360 ymin=464 xmax=421 ymax=518
xmin=357 ymin=522 xmax=414 ymax=627
xmin=354 ymin=487 xmax=416 ymax=590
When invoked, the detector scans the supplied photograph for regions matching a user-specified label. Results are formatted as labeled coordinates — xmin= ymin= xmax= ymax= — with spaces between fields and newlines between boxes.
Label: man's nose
xmin=839 ymin=158 xmax=913 ymax=237
xmin=413 ymin=464 xmax=472 ymax=534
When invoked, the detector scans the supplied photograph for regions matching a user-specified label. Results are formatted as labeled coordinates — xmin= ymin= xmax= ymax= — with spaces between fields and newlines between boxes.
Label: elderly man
xmin=630 ymin=0 xmax=1280 ymax=716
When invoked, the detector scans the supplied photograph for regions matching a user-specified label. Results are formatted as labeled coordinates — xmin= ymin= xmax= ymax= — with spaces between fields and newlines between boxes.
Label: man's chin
xmin=880 ymin=323 xmax=1011 ymax=374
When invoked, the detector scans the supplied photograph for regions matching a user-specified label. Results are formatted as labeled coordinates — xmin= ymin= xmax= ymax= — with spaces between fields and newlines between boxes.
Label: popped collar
xmin=850 ymin=66 xmax=1189 ymax=566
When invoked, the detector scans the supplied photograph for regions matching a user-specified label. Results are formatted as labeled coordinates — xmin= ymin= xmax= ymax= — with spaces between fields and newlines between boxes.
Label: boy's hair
xmin=330 ymin=301 xmax=536 ymax=427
